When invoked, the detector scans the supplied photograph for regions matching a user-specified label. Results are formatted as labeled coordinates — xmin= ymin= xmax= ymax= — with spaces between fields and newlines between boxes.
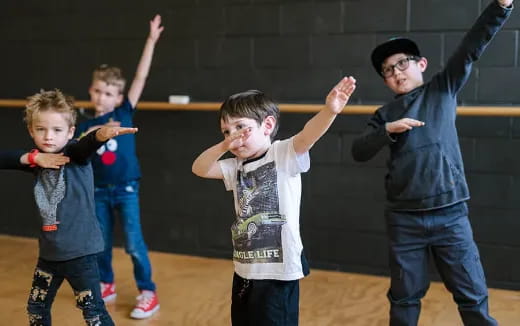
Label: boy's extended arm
xmin=442 ymin=0 xmax=513 ymax=93
xmin=0 ymin=151 xmax=69 ymax=170
xmin=127 ymin=14 xmax=164 ymax=108
xmin=0 ymin=150 xmax=29 ymax=169
xmin=191 ymin=142 xmax=227 ymax=179
xmin=293 ymin=77 xmax=356 ymax=155
xmin=192 ymin=128 xmax=251 ymax=179
xmin=67 ymin=126 xmax=138 ymax=164
xmin=351 ymin=114 xmax=395 ymax=162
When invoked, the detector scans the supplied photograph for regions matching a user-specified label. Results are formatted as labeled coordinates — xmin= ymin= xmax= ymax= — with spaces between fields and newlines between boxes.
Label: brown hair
xmin=92 ymin=64 xmax=126 ymax=93
xmin=219 ymin=90 xmax=280 ymax=140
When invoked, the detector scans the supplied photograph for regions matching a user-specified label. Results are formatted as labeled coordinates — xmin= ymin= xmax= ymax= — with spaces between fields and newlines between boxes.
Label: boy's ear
xmin=68 ymin=126 xmax=76 ymax=140
xmin=263 ymin=115 xmax=276 ymax=136
xmin=417 ymin=57 xmax=428 ymax=72
xmin=117 ymin=93 xmax=124 ymax=106
xmin=27 ymin=125 xmax=35 ymax=139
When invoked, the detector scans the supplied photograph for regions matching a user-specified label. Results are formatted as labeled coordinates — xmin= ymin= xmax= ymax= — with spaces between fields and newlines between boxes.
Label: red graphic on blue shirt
xmin=97 ymin=139 xmax=118 ymax=165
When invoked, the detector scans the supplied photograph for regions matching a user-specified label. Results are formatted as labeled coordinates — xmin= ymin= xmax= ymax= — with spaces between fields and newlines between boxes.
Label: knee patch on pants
xmin=75 ymin=289 xmax=95 ymax=309
xmin=27 ymin=268 xmax=54 ymax=325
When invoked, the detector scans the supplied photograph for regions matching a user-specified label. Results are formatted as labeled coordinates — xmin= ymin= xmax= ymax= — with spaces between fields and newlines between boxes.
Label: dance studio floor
xmin=1 ymin=235 xmax=518 ymax=325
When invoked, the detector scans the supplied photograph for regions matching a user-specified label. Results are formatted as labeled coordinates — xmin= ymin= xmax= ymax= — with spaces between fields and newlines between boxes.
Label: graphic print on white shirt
xmin=232 ymin=161 xmax=285 ymax=264
xmin=221 ymin=138 xmax=310 ymax=280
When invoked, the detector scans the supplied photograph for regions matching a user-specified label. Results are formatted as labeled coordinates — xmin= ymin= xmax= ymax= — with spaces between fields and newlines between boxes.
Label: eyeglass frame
xmin=381 ymin=56 xmax=420 ymax=78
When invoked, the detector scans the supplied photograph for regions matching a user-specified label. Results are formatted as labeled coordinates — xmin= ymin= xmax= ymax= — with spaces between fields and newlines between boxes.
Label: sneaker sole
xmin=102 ymin=293 xmax=117 ymax=303
xmin=130 ymin=304 xmax=160 ymax=319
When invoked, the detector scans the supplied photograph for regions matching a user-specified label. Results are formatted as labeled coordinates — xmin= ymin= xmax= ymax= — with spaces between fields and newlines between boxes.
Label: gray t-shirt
xmin=1 ymin=131 xmax=105 ymax=261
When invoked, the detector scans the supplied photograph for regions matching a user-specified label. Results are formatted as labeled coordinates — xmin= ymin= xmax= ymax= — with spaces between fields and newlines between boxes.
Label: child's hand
xmin=497 ymin=0 xmax=513 ymax=8
xmin=224 ymin=128 xmax=251 ymax=151
xmin=148 ymin=14 xmax=164 ymax=42
xmin=96 ymin=126 xmax=139 ymax=142
xmin=34 ymin=153 xmax=70 ymax=169
xmin=326 ymin=76 xmax=357 ymax=114
xmin=386 ymin=118 xmax=425 ymax=134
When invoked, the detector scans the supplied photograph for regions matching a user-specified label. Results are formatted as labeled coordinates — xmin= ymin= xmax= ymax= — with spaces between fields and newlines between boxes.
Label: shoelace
xmin=136 ymin=293 xmax=154 ymax=309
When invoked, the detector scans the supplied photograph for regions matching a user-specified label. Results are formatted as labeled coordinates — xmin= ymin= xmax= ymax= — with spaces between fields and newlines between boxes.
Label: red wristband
xmin=28 ymin=149 xmax=39 ymax=167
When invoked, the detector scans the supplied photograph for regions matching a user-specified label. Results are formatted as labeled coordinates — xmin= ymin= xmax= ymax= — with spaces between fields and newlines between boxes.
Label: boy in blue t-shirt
xmin=74 ymin=14 xmax=163 ymax=320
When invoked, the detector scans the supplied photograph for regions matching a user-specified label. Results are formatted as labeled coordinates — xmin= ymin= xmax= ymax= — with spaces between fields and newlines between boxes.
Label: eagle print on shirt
xmin=232 ymin=161 xmax=286 ymax=264
xmin=34 ymin=167 xmax=66 ymax=230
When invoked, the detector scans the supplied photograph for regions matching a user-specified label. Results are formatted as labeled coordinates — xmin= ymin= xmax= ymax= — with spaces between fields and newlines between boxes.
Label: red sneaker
xmin=100 ymin=282 xmax=116 ymax=302
xmin=130 ymin=290 xmax=160 ymax=319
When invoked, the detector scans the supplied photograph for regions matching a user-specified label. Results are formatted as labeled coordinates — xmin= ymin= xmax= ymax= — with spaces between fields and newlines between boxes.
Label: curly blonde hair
xmin=92 ymin=64 xmax=126 ymax=93
xmin=25 ymin=89 xmax=77 ymax=128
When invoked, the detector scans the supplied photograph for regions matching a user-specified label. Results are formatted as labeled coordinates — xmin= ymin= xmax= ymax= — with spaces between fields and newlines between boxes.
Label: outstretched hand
xmin=326 ymin=76 xmax=357 ymax=114
xmin=96 ymin=126 xmax=138 ymax=142
xmin=386 ymin=118 xmax=425 ymax=134
xmin=149 ymin=14 xmax=164 ymax=42
xmin=34 ymin=153 xmax=70 ymax=169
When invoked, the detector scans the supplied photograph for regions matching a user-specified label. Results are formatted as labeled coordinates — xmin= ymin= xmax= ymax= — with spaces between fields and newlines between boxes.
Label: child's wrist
xmin=28 ymin=149 xmax=39 ymax=167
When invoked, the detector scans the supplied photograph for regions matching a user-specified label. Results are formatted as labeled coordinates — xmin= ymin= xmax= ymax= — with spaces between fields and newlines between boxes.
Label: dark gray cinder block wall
xmin=0 ymin=0 xmax=519 ymax=290
xmin=1 ymin=0 xmax=520 ymax=104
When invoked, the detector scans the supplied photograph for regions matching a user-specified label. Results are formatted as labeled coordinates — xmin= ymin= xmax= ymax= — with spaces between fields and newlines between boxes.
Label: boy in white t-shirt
xmin=192 ymin=76 xmax=356 ymax=325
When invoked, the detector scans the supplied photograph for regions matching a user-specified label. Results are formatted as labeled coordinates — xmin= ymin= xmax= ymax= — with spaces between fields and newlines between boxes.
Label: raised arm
xmin=441 ymin=0 xmax=513 ymax=93
xmin=292 ymin=77 xmax=356 ymax=155
xmin=192 ymin=128 xmax=250 ymax=179
xmin=127 ymin=14 xmax=164 ymax=107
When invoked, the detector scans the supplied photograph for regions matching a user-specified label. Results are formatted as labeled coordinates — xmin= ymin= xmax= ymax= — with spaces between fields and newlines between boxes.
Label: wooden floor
xmin=1 ymin=235 xmax=518 ymax=326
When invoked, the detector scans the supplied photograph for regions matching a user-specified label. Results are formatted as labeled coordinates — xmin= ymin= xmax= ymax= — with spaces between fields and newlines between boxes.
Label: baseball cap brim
xmin=371 ymin=38 xmax=421 ymax=77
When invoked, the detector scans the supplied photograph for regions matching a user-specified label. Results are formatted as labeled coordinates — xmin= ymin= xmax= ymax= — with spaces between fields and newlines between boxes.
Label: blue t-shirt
xmin=75 ymin=98 xmax=141 ymax=186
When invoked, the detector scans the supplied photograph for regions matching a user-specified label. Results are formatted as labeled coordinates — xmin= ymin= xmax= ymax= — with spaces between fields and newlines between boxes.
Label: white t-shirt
xmin=219 ymin=138 xmax=310 ymax=281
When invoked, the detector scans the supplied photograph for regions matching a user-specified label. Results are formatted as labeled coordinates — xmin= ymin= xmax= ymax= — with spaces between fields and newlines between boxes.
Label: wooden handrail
xmin=1 ymin=99 xmax=520 ymax=116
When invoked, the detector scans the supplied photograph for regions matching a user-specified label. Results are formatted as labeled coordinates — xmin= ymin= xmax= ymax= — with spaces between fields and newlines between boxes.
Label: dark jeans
xmin=94 ymin=180 xmax=156 ymax=291
xmin=385 ymin=202 xmax=497 ymax=326
xmin=231 ymin=273 xmax=300 ymax=326
xmin=27 ymin=254 xmax=114 ymax=326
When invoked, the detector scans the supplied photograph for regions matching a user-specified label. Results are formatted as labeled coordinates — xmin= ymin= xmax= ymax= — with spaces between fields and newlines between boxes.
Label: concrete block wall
xmin=0 ymin=0 xmax=519 ymax=104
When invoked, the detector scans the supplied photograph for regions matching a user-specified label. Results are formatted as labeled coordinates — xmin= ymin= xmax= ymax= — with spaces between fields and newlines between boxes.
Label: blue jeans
xmin=94 ymin=181 xmax=156 ymax=291
xmin=27 ymin=255 xmax=114 ymax=325
xmin=385 ymin=202 xmax=497 ymax=326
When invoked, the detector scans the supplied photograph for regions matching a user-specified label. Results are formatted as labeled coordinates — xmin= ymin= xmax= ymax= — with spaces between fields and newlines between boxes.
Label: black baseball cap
xmin=371 ymin=38 xmax=421 ymax=77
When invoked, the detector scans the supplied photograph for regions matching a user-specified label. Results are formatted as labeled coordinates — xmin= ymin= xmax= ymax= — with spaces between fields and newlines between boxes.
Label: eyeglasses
xmin=381 ymin=56 xmax=419 ymax=78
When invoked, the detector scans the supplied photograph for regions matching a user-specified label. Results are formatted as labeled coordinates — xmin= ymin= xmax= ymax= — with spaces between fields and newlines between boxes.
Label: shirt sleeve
xmin=64 ymin=130 xmax=105 ymax=165
xmin=120 ymin=97 xmax=136 ymax=113
xmin=219 ymin=157 xmax=238 ymax=191
xmin=273 ymin=138 xmax=310 ymax=176
xmin=0 ymin=150 xmax=28 ymax=170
